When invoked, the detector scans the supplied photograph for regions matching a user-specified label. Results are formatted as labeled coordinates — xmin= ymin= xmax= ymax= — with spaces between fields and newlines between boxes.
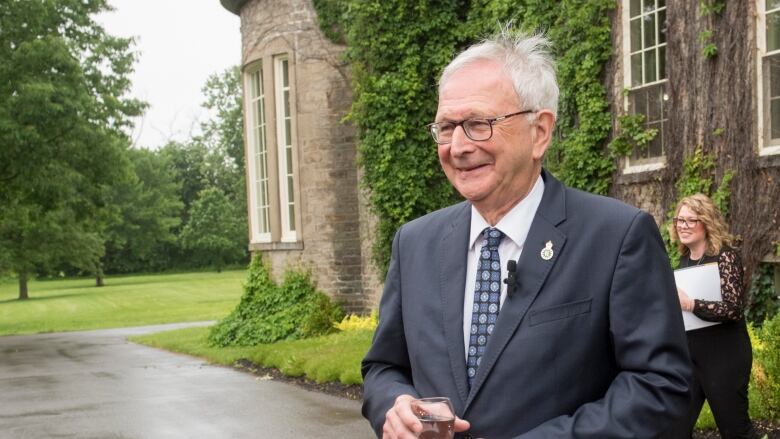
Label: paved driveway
xmin=0 ymin=323 xmax=375 ymax=439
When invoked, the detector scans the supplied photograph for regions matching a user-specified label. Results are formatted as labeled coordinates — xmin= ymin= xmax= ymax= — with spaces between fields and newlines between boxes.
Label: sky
xmin=97 ymin=0 xmax=242 ymax=149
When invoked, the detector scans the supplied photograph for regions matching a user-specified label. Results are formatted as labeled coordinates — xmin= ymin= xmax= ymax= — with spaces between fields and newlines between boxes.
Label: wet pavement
xmin=0 ymin=323 xmax=375 ymax=439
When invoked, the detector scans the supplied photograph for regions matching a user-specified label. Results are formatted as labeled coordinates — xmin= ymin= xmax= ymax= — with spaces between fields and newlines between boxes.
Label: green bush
xmin=748 ymin=263 xmax=780 ymax=327
xmin=754 ymin=312 xmax=780 ymax=421
xmin=208 ymin=256 xmax=343 ymax=347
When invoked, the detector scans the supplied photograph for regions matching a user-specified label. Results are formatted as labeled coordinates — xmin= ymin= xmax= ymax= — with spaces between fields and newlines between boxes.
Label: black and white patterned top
xmin=680 ymin=246 xmax=746 ymax=322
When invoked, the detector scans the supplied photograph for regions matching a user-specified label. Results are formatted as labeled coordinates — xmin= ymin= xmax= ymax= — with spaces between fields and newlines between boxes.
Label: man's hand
xmin=382 ymin=394 xmax=470 ymax=439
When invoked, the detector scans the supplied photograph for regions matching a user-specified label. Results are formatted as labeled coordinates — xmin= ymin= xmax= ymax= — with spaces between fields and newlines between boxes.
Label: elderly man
xmin=361 ymin=30 xmax=691 ymax=439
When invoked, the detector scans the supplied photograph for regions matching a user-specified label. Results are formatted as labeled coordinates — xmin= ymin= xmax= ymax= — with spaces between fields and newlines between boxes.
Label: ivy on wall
xmin=312 ymin=1 xmax=619 ymax=274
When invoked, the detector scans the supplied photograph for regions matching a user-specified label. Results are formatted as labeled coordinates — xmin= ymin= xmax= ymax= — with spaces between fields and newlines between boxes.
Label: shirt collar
xmin=468 ymin=175 xmax=545 ymax=250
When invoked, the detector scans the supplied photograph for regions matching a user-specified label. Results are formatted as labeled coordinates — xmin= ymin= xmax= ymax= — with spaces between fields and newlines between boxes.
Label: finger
xmin=454 ymin=417 xmax=471 ymax=432
xmin=398 ymin=406 xmax=422 ymax=434
xmin=388 ymin=408 xmax=418 ymax=438
xmin=382 ymin=424 xmax=396 ymax=439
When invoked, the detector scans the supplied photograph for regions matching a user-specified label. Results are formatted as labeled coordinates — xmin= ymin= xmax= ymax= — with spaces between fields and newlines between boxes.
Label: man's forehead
xmin=436 ymin=64 xmax=519 ymax=118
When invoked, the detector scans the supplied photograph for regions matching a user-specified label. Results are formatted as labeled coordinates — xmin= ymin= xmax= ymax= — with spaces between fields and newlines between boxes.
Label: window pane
xmin=288 ymin=204 xmax=296 ymax=232
xmin=768 ymin=11 xmax=780 ymax=52
xmin=283 ymin=90 xmax=290 ymax=116
xmin=770 ymin=55 xmax=780 ymax=97
xmin=630 ymin=139 xmax=646 ymax=160
xmin=657 ymin=0 xmax=665 ymax=7
xmin=643 ymin=0 xmax=655 ymax=15
xmin=633 ymin=87 xmax=648 ymax=115
xmin=628 ymin=83 xmax=667 ymax=162
xmin=644 ymin=13 xmax=656 ymax=47
xmin=771 ymin=99 xmax=780 ymax=139
xmin=258 ymin=152 xmax=266 ymax=179
xmin=285 ymin=119 xmax=292 ymax=146
xmin=658 ymin=9 xmax=666 ymax=44
xmin=630 ymin=0 xmax=641 ymax=17
xmin=631 ymin=53 xmax=643 ymax=86
xmin=658 ymin=45 xmax=666 ymax=80
xmin=768 ymin=0 xmax=780 ymax=11
xmin=644 ymin=49 xmax=657 ymax=83
xmin=647 ymin=122 xmax=663 ymax=157
xmin=282 ymin=60 xmax=289 ymax=87
xmin=286 ymin=147 xmax=293 ymax=173
xmin=647 ymin=86 xmax=661 ymax=121
xmin=630 ymin=18 xmax=642 ymax=52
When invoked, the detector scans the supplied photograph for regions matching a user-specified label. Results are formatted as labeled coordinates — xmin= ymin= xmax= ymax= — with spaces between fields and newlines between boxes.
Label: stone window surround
xmin=620 ymin=0 xmax=668 ymax=174
xmin=242 ymin=49 xmax=303 ymax=251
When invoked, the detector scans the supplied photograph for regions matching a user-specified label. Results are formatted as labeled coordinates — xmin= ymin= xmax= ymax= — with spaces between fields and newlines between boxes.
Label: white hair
xmin=439 ymin=28 xmax=559 ymax=118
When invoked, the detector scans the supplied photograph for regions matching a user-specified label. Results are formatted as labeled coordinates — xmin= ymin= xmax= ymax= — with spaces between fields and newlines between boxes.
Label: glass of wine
xmin=411 ymin=397 xmax=455 ymax=439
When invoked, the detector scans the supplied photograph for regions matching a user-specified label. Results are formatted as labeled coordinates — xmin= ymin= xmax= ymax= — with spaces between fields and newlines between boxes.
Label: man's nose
xmin=450 ymin=125 xmax=474 ymax=156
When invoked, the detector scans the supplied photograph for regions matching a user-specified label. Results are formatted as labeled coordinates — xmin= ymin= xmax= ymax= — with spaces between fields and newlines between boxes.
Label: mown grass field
xmin=130 ymin=325 xmax=371 ymax=386
xmin=0 ymin=271 xmax=245 ymax=336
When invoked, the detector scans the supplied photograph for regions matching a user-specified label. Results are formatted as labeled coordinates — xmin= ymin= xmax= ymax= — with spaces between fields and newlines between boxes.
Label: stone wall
xmin=238 ymin=0 xmax=382 ymax=313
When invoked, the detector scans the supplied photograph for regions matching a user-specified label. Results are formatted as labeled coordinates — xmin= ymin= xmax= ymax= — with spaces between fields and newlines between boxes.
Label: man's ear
xmin=531 ymin=110 xmax=555 ymax=160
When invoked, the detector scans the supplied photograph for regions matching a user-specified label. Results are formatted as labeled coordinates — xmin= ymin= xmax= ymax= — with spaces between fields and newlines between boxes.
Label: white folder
xmin=673 ymin=263 xmax=722 ymax=331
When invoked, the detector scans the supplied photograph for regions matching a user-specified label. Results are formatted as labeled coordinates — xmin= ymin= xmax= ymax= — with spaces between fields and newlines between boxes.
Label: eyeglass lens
xmin=674 ymin=218 xmax=698 ymax=228
xmin=432 ymin=120 xmax=492 ymax=143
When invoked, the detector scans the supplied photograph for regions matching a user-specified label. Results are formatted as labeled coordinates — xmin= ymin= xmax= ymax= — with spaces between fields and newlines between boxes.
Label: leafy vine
xmin=312 ymin=1 xmax=617 ymax=273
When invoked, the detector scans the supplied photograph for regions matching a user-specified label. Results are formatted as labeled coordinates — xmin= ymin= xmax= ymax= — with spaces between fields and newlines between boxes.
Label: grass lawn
xmin=130 ymin=325 xmax=372 ymax=386
xmin=0 ymin=270 xmax=246 ymax=336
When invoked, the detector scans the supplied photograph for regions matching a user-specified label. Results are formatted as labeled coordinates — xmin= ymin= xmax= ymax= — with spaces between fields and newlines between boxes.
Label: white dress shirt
xmin=462 ymin=175 xmax=545 ymax=358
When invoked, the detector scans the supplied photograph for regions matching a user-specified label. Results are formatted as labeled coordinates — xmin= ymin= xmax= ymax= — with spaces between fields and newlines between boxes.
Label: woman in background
xmin=667 ymin=193 xmax=759 ymax=439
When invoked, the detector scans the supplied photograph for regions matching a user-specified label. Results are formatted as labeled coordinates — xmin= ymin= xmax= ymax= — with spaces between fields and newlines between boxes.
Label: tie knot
xmin=482 ymin=227 xmax=504 ymax=250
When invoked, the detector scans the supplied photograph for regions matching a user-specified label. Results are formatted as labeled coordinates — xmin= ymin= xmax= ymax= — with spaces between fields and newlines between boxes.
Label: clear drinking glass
xmin=411 ymin=397 xmax=455 ymax=439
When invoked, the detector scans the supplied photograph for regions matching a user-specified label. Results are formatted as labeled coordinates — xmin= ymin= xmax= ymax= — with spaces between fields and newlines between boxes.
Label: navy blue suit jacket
xmin=362 ymin=170 xmax=691 ymax=438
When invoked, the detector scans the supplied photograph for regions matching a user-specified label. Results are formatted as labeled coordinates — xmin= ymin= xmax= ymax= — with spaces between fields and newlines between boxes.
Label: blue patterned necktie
xmin=466 ymin=227 xmax=504 ymax=388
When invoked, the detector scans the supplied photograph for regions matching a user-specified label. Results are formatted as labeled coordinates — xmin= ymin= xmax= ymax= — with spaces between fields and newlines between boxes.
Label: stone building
xmin=220 ymin=0 xmax=381 ymax=313
xmin=222 ymin=0 xmax=779 ymax=309
xmin=607 ymin=0 xmax=779 ymax=292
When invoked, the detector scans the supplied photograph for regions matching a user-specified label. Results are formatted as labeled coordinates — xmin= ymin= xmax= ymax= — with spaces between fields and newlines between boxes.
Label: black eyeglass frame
xmin=672 ymin=217 xmax=701 ymax=228
xmin=426 ymin=109 xmax=536 ymax=144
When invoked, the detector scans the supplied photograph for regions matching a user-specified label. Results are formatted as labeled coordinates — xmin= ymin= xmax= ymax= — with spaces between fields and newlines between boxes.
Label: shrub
xmin=335 ymin=309 xmax=378 ymax=332
xmin=747 ymin=263 xmax=780 ymax=327
xmin=754 ymin=312 xmax=780 ymax=421
xmin=208 ymin=256 xmax=343 ymax=347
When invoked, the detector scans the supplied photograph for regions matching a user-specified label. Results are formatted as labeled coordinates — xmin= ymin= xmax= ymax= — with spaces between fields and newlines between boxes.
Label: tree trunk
xmin=95 ymin=261 xmax=105 ymax=287
xmin=95 ymin=270 xmax=104 ymax=287
xmin=18 ymin=273 xmax=28 ymax=300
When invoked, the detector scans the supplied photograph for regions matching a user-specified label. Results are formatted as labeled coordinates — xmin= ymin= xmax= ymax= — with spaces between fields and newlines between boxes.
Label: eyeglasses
xmin=426 ymin=110 xmax=535 ymax=144
xmin=673 ymin=217 xmax=701 ymax=228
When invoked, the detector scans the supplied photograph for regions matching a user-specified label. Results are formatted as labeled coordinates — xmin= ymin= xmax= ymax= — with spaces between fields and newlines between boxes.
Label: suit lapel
xmin=439 ymin=203 xmax=471 ymax=410
xmin=465 ymin=170 xmax=568 ymax=407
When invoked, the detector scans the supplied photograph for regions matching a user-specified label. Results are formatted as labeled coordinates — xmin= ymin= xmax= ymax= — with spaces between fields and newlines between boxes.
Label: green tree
xmin=0 ymin=0 xmax=144 ymax=298
xmin=199 ymin=66 xmax=245 ymax=174
xmin=159 ymin=141 xmax=210 ymax=221
xmin=179 ymin=188 xmax=246 ymax=272
xmin=196 ymin=66 xmax=247 ymax=234
xmin=160 ymin=66 xmax=247 ymax=271
xmin=101 ymin=148 xmax=183 ymax=276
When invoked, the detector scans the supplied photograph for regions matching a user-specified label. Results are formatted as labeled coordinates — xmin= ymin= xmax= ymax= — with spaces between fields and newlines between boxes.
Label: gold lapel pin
xmin=540 ymin=241 xmax=554 ymax=261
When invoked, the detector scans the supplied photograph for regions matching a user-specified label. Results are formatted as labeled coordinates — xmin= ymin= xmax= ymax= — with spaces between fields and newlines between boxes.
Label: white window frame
xmin=275 ymin=56 xmax=297 ymax=242
xmin=621 ymin=0 xmax=668 ymax=173
xmin=244 ymin=67 xmax=271 ymax=243
xmin=757 ymin=0 xmax=780 ymax=156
